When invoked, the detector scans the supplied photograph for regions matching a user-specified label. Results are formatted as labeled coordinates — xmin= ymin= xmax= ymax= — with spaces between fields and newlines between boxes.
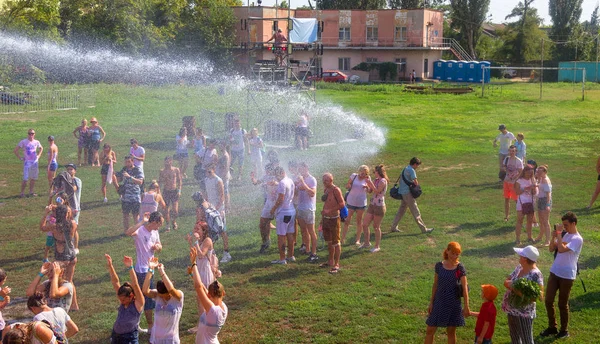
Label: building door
xmin=424 ymin=59 xmax=429 ymax=79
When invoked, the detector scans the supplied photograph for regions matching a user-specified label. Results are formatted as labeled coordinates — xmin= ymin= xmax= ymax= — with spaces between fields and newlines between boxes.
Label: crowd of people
xmin=2 ymin=118 xmax=587 ymax=343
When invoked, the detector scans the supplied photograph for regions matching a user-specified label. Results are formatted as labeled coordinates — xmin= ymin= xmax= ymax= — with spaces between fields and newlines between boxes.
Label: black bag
xmin=401 ymin=168 xmax=422 ymax=199
xmin=499 ymin=156 xmax=508 ymax=180
xmin=344 ymin=175 xmax=357 ymax=201
xmin=455 ymin=264 xmax=465 ymax=299
xmin=389 ymin=174 xmax=403 ymax=200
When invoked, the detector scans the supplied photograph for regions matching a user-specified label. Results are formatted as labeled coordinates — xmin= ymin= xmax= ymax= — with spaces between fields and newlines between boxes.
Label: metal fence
xmin=0 ymin=88 xmax=95 ymax=114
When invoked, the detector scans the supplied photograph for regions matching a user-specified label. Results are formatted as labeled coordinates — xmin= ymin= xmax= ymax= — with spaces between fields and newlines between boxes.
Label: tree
xmin=449 ymin=0 xmax=490 ymax=59
xmin=0 ymin=0 xmax=61 ymax=40
xmin=315 ymin=0 xmax=386 ymax=10
xmin=504 ymin=0 xmax=535 ymax=63
xmin=548 ymin=0 xmax=582 ymax=43
xmin=585 ymin=4 xmax=598 ymax=34
xmin=388 ymin=0 xmax=420 ymax=9
xmin=497 ymin=6 xmax=550 ymax=63
xmin=279 ymin=0 xmax=289 ymax=8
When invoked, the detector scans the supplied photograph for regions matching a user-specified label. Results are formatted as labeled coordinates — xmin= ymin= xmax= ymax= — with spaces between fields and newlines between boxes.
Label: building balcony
xmin=324 ymin=37 xmax=452 ymax=50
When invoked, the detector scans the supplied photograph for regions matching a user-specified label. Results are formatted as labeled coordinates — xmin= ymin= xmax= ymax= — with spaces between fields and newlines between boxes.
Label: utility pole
xmin=540 ymin=38 xmax=544 ymax=100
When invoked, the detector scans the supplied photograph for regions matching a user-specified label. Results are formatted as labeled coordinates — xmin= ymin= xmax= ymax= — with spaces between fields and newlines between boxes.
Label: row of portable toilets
xmin=433 ymin=60 xmax=491 ymax=83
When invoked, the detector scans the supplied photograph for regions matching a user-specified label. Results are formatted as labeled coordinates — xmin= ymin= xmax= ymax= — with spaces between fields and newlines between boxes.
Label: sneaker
xmin=359 ymin=243 xmax=371 ymax=249
xmin=271 ymin=259 xmax=287 ymax=265
xmin=220 ymin=252 xmax=232 ymax=263
xmin=390 ymin=228 xmax=401 ymax=233
xmin=103 ymin=197 xmax=108 ymax=203
xmin=308 ymin=254 xmax=319 ymax=262
xmin=355 ymin=241 xmax=362 ymax=247
xmin=540 ymin=327 xmax=558 ymax=337
xmin=555 ymin=330 xmax=569 ymax=339
xmin=299 ymin=244 xmax=306 ymax=253
xmin=370 ymin=247 xmax=380 ymax=253
xmin=423 ymin=228 xmax=435 ymax=234
xmin=74 ymin=248 xmax=80 ymax=255
xmin=286 ymin=256 xmax=296 ymax=262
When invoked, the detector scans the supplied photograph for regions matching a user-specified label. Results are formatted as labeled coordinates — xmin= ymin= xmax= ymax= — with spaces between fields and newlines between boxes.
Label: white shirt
xmin=33 ymin=308 xmax=71 ymax=338
xmin=296 ymin=174 xmax=317 ymax=211
xmin=205 ymin=175 xmax=224 ymax=209
xmin=151 ymin=293 xmax=184 ymax=344
xmin=496 ymin=131 xmax=516 ymax=154
xmin=130 ymin=146 xmax=145 ymax=172
xmin=550 ymin=232 xmax=583 ymax=280
xmin=133 ymin=226 xmax=161 ymax=273
xmin=276 ymin=176 xmax=295 ymax=215
xmin=196 ymin=303 xmax=228 ymax=344
xmin=18 ymin=138 xmax=42 ymax=162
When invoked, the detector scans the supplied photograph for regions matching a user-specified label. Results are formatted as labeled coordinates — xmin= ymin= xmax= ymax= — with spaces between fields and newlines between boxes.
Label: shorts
xmin=48 ymin=161 xmax=58 ymax=172
xmin=136 ymin=271 xmax=156 ymax=311
xmin=23 ymin=161 xmax=39 ymax=181
xmin=46 ymin=235 xmax=55 ymax=247
xmin=163 ymin=189 xmax=180 ymax=206
xmin=296 ymin=209 xmax=315 ymax=224
xmin=473 ymin=336 xmax=492 ymax=344
xmin=366 ymin=204 xmax=386 ymax=217
xmin=296 ymin=127 xmax=309 ymax=137
xmin=121 ymin=201 xmax=141 ymax=215
xmin=321 ymin=216 xmax=341 ymax=244
xmin=260 ymin=201 xmax=275 ymax=219
xmin=174 ymin=152 xmax=188 ymax=160
xmin=276 ymin=213 xmax=296 ymax=236
xmin=101 ymin=164 xmax=110 ymax=176
xmin=111 ymin=329 xmax=139 ymax=344
xmin=231 ymin=149 xmax=245 ymax=166
xmin=503 ymin=182 xmax=517 ymax=201
xmin=537 ymin=197 xmax=550 ymax=211
xmin=89 ymin=139 xmax=100 ymax=151
xmin=347 ymin=204 xmax=367 ymax=211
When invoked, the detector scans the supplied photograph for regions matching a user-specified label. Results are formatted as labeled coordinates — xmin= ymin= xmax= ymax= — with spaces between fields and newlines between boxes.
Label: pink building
xmin=233 ymin=7 xmax=453 ymax=81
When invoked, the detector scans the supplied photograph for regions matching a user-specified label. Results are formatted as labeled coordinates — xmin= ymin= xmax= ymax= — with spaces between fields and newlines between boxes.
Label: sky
xmin=256 ymin=0 xmax=599 ymax=26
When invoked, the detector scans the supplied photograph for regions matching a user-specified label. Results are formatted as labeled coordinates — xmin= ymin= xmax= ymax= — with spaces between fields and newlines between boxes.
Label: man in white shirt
xmin=541 ymin=211 xmax=583 ymax=339
xmin=270 ymin=166 xmax=296 ymax=264
xmin=14 ymin=128 xmax=43 ymax=197
xmin=125 ymin=211 xmax=164 ymax=333
xmin=129 ymin=139 xmax=146 ymax=174
xmin=493 ymin=124 xmax=516 ymax=181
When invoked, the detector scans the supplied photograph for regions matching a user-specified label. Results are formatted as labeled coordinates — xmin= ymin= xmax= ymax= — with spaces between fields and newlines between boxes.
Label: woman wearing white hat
xmin=501 ymin=245 xmax=544 ymax=344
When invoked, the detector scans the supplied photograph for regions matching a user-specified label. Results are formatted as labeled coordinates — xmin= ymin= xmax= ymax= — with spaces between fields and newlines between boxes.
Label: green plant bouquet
xmin=509 ymin=278 xmax=541 ymax=309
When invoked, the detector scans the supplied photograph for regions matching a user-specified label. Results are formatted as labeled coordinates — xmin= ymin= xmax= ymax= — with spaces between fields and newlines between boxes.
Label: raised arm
xmin=142 ymin=257 xmax=158 ymax=299
xmin=40 ymin=205 xmax=56 ymax=232
xmin=105 ymin=254 xmax=121 ymax=293
xmin=157 ymin=263 xmax=183 ymax=300
xmin=189 ymin=247 xmax=214 ymax=314
xmin=125 ymin=213 xmax=148 ymax=236
xmin=124 ymin=255 xmax=145 ymax=312
xmin=26 ymin=263 xmax=52 ymax=296
xmin=49 ymin=262 xmax=70 ymax=299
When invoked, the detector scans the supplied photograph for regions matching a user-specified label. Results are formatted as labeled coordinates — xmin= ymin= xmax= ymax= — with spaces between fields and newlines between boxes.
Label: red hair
xmin=443 ymin=241 xmax=462 ymax=260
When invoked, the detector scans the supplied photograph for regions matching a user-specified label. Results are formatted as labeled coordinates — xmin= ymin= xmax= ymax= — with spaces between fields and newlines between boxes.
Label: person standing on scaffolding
xmin=267 ymin=28 xmax=288 ymax=66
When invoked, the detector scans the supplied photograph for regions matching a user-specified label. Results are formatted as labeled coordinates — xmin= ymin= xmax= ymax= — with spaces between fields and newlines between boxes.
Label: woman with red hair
xmin=425 ymin=242 xmax=471 ymax=344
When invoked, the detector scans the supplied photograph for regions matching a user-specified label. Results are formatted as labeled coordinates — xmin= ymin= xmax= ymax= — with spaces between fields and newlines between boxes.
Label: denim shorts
xmin=347 ymin=204 xmax=367 ymax=211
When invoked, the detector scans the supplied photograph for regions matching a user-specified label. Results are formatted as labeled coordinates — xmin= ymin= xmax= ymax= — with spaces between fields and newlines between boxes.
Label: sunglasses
xmin=28 ymin=132 xmax=35 ymax=135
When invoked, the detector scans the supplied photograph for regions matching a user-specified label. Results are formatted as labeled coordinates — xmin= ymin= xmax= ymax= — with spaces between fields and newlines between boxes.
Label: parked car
xmin=309 ymin=70 xmax=348 ymax=83
xmin=502 ymin=68 xmax=518 ymax=79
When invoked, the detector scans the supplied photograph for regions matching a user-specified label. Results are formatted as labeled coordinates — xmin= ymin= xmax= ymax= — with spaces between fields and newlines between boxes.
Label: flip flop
xmin=329 ymin=267 xmax=340 ymax=274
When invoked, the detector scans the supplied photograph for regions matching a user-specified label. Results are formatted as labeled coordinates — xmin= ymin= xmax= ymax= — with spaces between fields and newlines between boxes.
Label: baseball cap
xmin=48 ymin=135 xmax=55 ymax=141
xmin=498 ymin=124 xmax=506 ymax=130
xmin=481 ymin=284 xmax=498 ymax=301
xmin=514 ymin=245 xmax=539 ymax=262
xmin=65 ymin=163 xmax=77 ymax=170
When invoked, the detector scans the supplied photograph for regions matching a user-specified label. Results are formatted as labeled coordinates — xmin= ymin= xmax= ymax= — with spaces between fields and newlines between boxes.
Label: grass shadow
xmin=570 ymin=290 xmax=600 ymax=311
xmin=445 ymin=221 xmax=497 ymax=235
xmin=143 ymin=140 xmax=177 ymax=152
xmin=79 ymin=233 xmax=124 ymax=247
xmin=459 ymin=181 xmax=503 ymax=192
xmin=462 ymin=241 xmax=518 ymax=258
xmin=580 ymin=255 xmax=600 ymax=270
xmin=474 ymin=224 xmax=516 ymax=238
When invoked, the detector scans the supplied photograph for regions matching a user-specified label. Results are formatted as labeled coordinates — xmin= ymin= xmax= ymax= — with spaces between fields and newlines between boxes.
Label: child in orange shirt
xmin=470 ymin=284 xmax=498 ymax=344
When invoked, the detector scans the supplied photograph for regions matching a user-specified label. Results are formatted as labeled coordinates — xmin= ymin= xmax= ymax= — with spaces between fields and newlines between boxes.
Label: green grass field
xmin=1 ymin=82 xmax=600 ymax=343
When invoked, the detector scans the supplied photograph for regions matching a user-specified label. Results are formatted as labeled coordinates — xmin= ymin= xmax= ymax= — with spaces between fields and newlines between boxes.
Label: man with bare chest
xmin=159 ymin=156 xmax=182 ymax=231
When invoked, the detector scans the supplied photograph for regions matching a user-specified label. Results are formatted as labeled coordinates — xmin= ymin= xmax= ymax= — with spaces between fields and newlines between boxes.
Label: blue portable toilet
xmin=433 ymin=60 xmax=446 ymax=81
xmin=480 ymin=61 xmax=491 ymax=83
xmin=456 ymin=61 xmax=467 ymax=82
xmin=467 ymin=61 xmax=479 ymax=82
xmin=445 ymin=60 xmax=457 ymax=81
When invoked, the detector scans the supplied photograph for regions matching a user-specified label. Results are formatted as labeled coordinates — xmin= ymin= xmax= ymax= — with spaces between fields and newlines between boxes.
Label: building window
xmin=339 ymin=27 xmax=351 ymax=41
xmin=338 ymin=57 xmax=350 ymax=71
xmin=366 ymin=57 xmax=378 ymax=63
xmin=273 ymin=21 xmax=278 ymax=32
xmin=396 ymin=57 xmax=406 ymax=72
xmin=395 ymin=26 xmax=407 ymax=41
xmin=366 ymin=26 xmax=378 ymax=42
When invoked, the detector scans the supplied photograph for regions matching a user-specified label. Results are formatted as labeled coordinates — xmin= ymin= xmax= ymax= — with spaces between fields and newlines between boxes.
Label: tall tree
xmin=388 ymin=0 xmax=420 ymax=9
xmin=548 ymin=0 xmax=582 ymax=41
xmin=504 ymin=0 xmax=534 ymax=63
xmin=0 ymin=0 xmax=61 ymax=40
xmin=449 ymin=0 xmax=490 ymax=59
xmin=586 ymin=4 xmax=599 ymax=34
